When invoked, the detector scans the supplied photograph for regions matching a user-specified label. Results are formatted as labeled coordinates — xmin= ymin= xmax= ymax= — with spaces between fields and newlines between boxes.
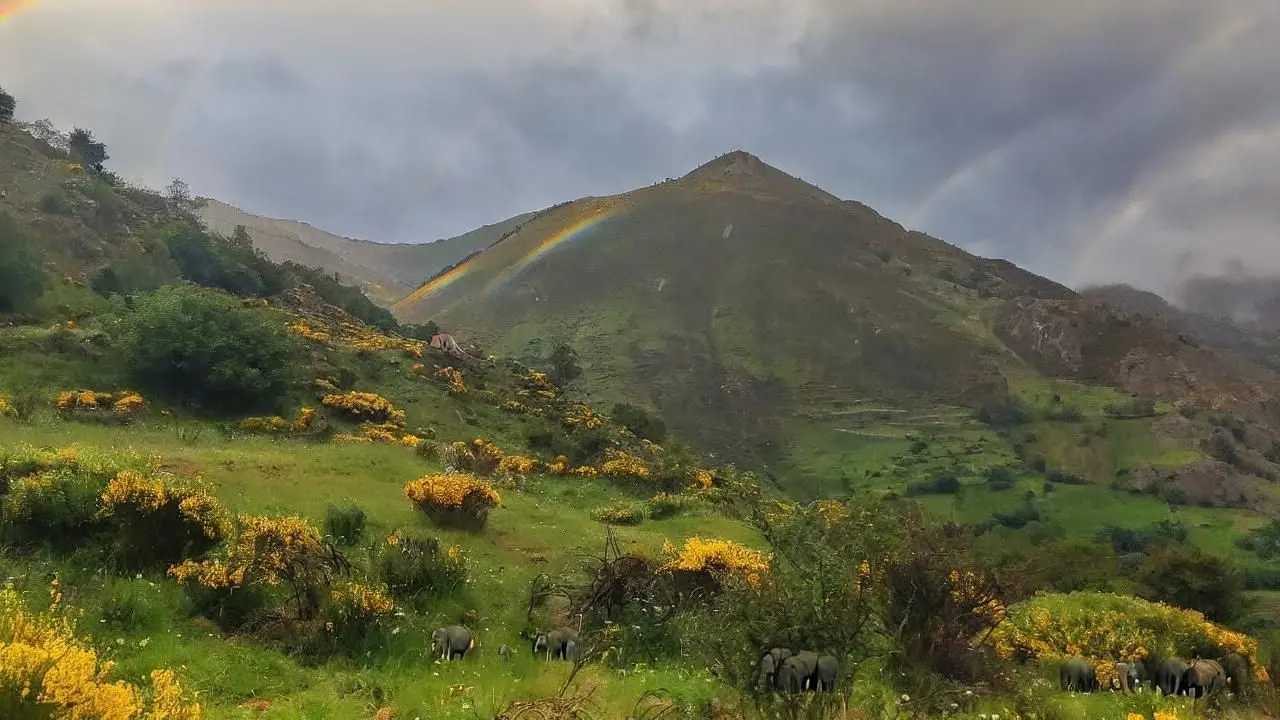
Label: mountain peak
xmin=678 ymin=150 xmax=841 ymax=205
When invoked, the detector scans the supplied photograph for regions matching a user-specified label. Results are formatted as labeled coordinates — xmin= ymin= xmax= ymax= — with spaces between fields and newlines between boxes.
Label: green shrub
xmin=591 ymin=502 xmax=645 ymax=526
xmin=905 ymin=474 xmax=961 ymax=496
xmin=610 ymin=402 xmax=666 ymax=443
xmin=306 ymin=582 xmax=396 ymax=659
xmin=99 ymin=471 xmax=228 ymax=571
xmin=118 ymin=284 xmax=304 ymax=414
xmin=1043 ymin=404 xmax=1083 ymax=422
xmin=1045 ymin=468 xmax=1086 ymax=485
xmin=985 ymin=466 xmax=1016 ymax=491
xmin=324 ymin=503 xmax=367 ymax=546
xmin=0 ymin=86 xmax=13 ymax=123
xmin=0 ymin=467 xmax=107 ymax=550
xmin=0 ymin=213 xmax=48 ymax=315
xmin=975 ymin=394 xmax=1032 ymax=427
xmin=98 ymin=580 xmax=168 ymax=633
xmin=374 ymin=531 xmax=467 ymax=606
xmin=647 ymin=492 xmax=689 ymax=520
xmin=39 ymin=190 xmax=75 ymax=215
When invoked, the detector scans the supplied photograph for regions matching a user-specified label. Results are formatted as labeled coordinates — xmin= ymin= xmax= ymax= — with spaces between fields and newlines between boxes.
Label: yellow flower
xmin=404 ymin=473 xmax=501 ymax=509
xmin=321 ymin=391 xmax=406 ymax=426
xmin=661 ymin=536 xmax=771 ymax=588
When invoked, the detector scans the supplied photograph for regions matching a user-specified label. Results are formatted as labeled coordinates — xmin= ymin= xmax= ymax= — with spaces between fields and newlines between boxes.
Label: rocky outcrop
xmin=1129 ymin=460 xmax=1274 ymax=512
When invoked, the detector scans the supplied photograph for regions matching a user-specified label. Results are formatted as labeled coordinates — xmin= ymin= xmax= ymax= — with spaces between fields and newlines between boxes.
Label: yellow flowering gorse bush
xmin=100 ymin=470 xmax=229 ymax=543
xmin=562 ymin=403 xmax=606 ymax=429
xmin=56 ymin=390 xmax=148 ymax=418
xmin=661 ymin=536 xmax=771 ymax=588
xmin=404 ymin=473 xmax=501 ymax=510
xmin=600 ymin=449 xmax=651 ymax=481
xmin=329 ymin=582 xmax=395 ymax=617
xmin=0 ymin=584 xmax=203 ymax=718
xmin=0 ymin=396 xmax=13 ymax=417
xmin=988 ymin=591 xmax=1267 ymax=682
xmin=321 ymin=391 xmax=406 ymax=426
xmin=287 ymin=321 xmax=332 ymax=344
xmin=238 ymin=407 xmax=319 ymax=436
xmin=432 ymin=366 xmax=467 ymax=395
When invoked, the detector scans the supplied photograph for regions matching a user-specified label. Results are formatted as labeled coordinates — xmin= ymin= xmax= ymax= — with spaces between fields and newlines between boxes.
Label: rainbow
xmin=482 ymin=209 xmax=615 ymax=295
xmin=0 ymin=0 xmax=35 ymax=22
xmin=392 ymin=260 xmax=476 ymax=312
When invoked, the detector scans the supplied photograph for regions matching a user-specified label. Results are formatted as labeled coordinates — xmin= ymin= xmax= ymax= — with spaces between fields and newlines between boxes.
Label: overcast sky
xmin=3 ymin=0 xmax=1278 ymax=296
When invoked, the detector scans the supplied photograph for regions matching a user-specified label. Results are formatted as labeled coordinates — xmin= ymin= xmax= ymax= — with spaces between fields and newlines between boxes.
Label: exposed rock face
xmin=1130 ymin=460 xmax=1273 ymax=512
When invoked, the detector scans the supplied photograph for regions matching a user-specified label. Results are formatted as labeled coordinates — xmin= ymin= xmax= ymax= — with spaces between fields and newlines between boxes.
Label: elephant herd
xmin=1058 ymin=653 xmax=1252 ymax=700
xmin=429 ymin=624 xmax=581 ymax=664
xmin=757 ymin=647 xmax=840 ymax=694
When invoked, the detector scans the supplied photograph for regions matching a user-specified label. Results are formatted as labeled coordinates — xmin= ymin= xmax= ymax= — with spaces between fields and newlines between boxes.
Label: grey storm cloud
xmin=2 ymin=0 xmax=1279 ymax=298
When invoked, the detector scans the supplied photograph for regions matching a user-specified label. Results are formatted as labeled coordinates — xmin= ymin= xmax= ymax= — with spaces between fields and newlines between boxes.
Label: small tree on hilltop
xmin=0 ymin=87 xmax=15 ymax=123
xmin=548 ymin=343 xmax=583 ymax=388
xmin=164 ymin=178 xmax=206 ymax=218
xmin=68 ymin=127 xmax=108 ymax=173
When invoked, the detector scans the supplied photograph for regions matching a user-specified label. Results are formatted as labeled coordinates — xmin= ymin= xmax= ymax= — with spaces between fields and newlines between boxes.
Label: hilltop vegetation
xmin=6 ymin=87 xmax=1280 ymax=719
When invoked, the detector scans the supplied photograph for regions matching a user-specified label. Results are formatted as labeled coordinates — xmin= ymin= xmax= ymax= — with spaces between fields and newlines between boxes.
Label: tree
xmin=68 ymin=127 xmax=108 ymax=172
xmin=0 ymin=86 xmax=14 ymax=123
xmin=164 ymin=178 xmax=206 ymax=218
xmin=1134 ymin=544 xmax=1245 ymax=623
xmin=0 ymin=213 xmax=47 ymax=314
xmin=547 ymin=343 xmax=583 ymax=388
xmin=610 ymin=403 xmax=666 ymax=443
xmin=119 ymin=285 xmax=304 ymax=414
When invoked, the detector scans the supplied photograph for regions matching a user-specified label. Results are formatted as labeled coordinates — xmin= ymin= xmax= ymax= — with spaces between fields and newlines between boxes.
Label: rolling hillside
xmin=198 ymin=199 xmax=536 ymax=306
xmin=393 ymin=151 xmax=1280 ymax=497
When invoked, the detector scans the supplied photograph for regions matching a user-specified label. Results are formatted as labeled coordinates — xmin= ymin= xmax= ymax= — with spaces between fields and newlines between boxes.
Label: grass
xmin=0 ymin=412 xmax=748 ymax=719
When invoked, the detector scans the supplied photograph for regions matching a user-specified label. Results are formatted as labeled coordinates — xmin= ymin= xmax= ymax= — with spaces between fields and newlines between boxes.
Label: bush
xmin=0 ymin=585 xmax=204 ymax=717
xmin=610 ymin=402 xmax=666 ymax=443
xmin=119 ymin=285 xmax=304 ymax=414
xmin=986 ymin=466 xmax=1016 ymax=491
xmin=648 ymin=492 xmax=689 ymax=519
xmin=403 ymin=473 xmax=501 ymax=531
xmin=311 ymin=582 xmax=396 ymax=658
xmin=323 ymin=503 xmax=367 ymax=546
xmin=0 ymin=213 xmax=48 ymax=315
xmin=1045 ymin=468 xmax=1086 ymax=485
xmin=169 ymin=514 xmax=345 ymax=626
xmin=905 ymin=473 xmax=961 ymax=496
xmin=546 ymin=343 xmax=582 ymax=387
xmin=0 ymin=86 xmax=13 ymax=122
xmin=989 ymin=591 xmax=1266 ymax=682
xmin=975 ymin=394 xmax=1032 ymax=427
xmin=1134 ymin=544 xmax=1245 ymax=622
xmin=375 ymin=531 xmax=467 ymax=603
xmin=1 ymin=466 xmax=107 ymax=550
xmin=1043 ymin=404 xmax=1083 ymax=421
xmin=591 ymin=502 xmax=645 ymax=526
xmin=1104 ymin=397 xmax=1157 ymax=419
xmin=99 ymin=469 xmax=228 ymax=570
xmin=39 ymin=189 xmax=75 ymax=215
xmin=321 ymin=391 xmax=406 ymax=426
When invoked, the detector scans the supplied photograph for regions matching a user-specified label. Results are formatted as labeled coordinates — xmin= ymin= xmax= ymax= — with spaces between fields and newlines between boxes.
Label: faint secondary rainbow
xmin=482 ymin=209 xmax=616 ymax=295
xmin=0 ymin=0 xmax=37 ymax=22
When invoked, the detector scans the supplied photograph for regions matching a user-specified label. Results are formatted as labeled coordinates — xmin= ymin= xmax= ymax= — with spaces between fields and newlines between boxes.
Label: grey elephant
xmin=757 ymin=647 xmax=793 ymax=690
xmin=1182 ymin=659 xmax=1225 ymax=699
xmin=777 ymin=652 xmax=820 ymax=694
xmin=813 ymin=655 xmax=839 ymax=692
xmin=532 ymin=627 xmax=579 ymax=661
xmin=1221 ymin=652 xmax=1250 ymax=696
xmin=1113 ymin=662 xmax=1142 ymax=693
xmin=1152 ymin=658 xmax=1189 ymax=696
xmin=1059 ymin=657 xmax=1096 ymax=692
xmin=432 ymin=625 xmax=475 ymax=661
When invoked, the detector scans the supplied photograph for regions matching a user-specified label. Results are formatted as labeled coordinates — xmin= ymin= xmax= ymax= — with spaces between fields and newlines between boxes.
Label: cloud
xmin=2 ymin=0 xmax=1278 ymax=296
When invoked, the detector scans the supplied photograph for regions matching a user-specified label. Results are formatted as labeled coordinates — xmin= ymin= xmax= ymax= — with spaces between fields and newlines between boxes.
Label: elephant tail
xmin=469 ymin=637 xmax=476 ymax=650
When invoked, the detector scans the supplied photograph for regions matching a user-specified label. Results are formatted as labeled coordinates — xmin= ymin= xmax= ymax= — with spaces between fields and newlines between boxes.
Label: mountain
xmin=198 ymin=199 xmax=536 ymax=306
xmin=394 ymin=150 xmax=1280 ymax=490
xmin=1084 ymin=283 xmax=1280 ymax=372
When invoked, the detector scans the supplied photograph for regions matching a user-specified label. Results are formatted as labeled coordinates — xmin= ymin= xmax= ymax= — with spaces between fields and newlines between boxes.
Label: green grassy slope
xmin=199 ymin=198 xmax=537 ymax=306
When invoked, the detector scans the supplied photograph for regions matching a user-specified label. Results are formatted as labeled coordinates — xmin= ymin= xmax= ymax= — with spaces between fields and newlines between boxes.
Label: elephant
xmin=1151 ymin=658 xmax=1190 ymax=696
xmin=1182 ymin=659 xmax=1226 ymax=699
xmin=757 ymin=647 xmax=793 ymax=690
xmin=1221 ymin=652 xmax=1250 ymax=696
xmin=1059 ymin=657 xmax=1097 ymax=692
xmin=564 ymin=638 xmax=578 ymax=660
xmin=813 ymin=655 xmax=839 ymax=692
xmin=532 ymin=627 xmax=579 ymax=661
xmin=432 ymin=625 xmax=475 ymax=661
xmin=499 ymin=643 xmax=513 ymax=662
xmin=777 ymin=652 xmax=820 ymax=694
xmin=1113 ymin=662 xmax=1142 ymax=693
